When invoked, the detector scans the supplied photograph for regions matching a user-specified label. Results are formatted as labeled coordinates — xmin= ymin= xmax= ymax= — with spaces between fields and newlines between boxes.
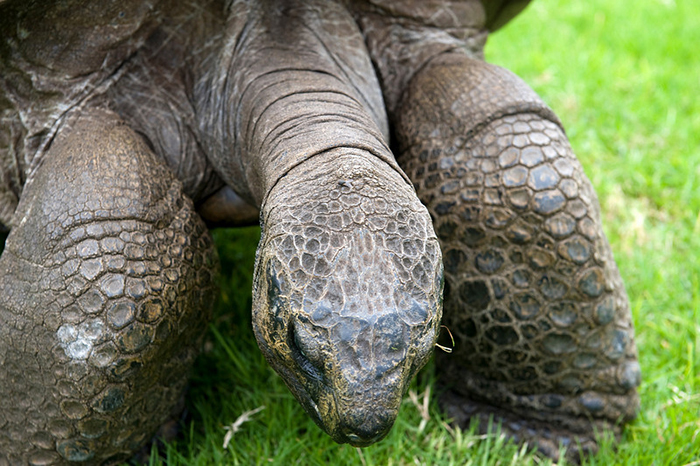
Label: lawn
xmin=146 ymin=0 xmax=700 ymax=464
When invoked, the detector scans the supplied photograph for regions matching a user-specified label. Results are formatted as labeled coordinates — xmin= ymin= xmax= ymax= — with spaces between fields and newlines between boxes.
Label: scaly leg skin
xmin=394 ymin=54 xmax=640 ymax=462
xmin=0 ymin=108 xmax=218 ymax=464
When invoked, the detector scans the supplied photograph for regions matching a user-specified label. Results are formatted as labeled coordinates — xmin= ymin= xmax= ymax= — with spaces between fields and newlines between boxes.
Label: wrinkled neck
xmin=238 ymin=70 xmax=393 ymax=208
xmin=197 ymin=0 xmax=396 ymax=208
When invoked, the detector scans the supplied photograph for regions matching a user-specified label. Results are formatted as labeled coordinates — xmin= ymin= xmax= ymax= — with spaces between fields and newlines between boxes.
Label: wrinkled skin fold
xmin=0 ymin=0 xmax=639 ymax=464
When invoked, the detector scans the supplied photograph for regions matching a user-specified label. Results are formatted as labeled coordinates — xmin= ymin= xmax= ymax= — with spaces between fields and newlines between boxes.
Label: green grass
xmin=145 ymin=1 xmax=700 ymax=464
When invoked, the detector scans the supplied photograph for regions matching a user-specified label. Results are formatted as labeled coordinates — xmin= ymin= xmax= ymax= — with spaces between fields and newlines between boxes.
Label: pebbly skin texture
xmin=0 ymin=0 xmax=639 ymax=464
xmin=0 ymin=109 xmax=218 ymax=464
xmin=254 ymin=150 xmax=442 ymax=446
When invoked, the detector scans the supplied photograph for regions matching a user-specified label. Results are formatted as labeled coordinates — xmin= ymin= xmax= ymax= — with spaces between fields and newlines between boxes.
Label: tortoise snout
xmin=338 ymin=407 xmax=396 ymax=446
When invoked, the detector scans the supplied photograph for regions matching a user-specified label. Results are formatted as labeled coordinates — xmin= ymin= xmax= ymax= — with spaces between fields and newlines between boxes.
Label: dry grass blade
xmin=356 ymin=447 xmax=367 ymax=466
xmin=222 ymin=405 xmax=266 ymax=449
xmin=436 ymin=325 xmax=455 ymax=353
xmin=408 ymin=386 xmax=431 ymax=433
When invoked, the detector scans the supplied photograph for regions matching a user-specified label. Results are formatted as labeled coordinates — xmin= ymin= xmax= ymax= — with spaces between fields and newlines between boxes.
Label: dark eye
xmin=289 ymin=321 xmax=324 ymax=382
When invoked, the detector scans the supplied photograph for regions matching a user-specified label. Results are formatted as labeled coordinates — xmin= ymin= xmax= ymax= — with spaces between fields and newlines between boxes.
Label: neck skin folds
xmin=193 ymin=0 xmax=401 ymax=208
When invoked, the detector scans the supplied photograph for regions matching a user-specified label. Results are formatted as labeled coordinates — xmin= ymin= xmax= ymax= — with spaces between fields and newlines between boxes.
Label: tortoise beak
xmin=337 ymin=407 xmax=396 ymax=446
xmin=328 ymin=367 xmax=406 ymax=447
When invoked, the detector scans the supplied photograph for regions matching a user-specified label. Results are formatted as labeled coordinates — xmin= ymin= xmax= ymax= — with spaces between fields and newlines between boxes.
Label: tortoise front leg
xmin=0 ymin=108 xmax=218 ymax=464
xmin=393 ymin=54 xmax=641 ymax=460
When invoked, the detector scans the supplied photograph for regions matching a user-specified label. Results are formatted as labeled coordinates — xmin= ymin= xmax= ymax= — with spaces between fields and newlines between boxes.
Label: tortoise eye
xmin=289 ymin=320 xmax=324 ymax=382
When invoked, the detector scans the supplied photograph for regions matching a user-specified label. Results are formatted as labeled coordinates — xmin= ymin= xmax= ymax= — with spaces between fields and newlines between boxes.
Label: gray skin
xmin=0 ymin=0 xmax=640 ymax=464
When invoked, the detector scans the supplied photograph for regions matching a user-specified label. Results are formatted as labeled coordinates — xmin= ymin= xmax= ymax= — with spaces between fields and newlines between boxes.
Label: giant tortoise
xmin=0 ymin=0 xmax=640 ymax=463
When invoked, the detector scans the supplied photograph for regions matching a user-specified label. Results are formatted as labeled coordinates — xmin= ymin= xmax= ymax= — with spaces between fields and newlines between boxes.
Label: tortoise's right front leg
xmin=351 ymin=4 xmax=641 ymax=458
xmin=0 ymin=108 xmax=217 ymax=464
xmin=394 ymin=53 xmax=641 ymax=460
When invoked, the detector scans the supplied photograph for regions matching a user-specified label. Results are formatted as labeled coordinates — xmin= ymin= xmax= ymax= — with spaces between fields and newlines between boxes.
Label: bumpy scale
xmin=396 ymin=58 xmax=639 ymax=459
xmin=254 ymin=150 xmax=442 ymax=445
xmin=348 ymin=1 xmax=640 ymax=460
xmin=0 ymin=110 xmax=217 ymax=463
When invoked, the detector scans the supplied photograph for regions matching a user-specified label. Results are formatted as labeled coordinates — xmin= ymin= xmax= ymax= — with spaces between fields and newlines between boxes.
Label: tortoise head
xmin=252 ymin=152 xmax=443 ymax=446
